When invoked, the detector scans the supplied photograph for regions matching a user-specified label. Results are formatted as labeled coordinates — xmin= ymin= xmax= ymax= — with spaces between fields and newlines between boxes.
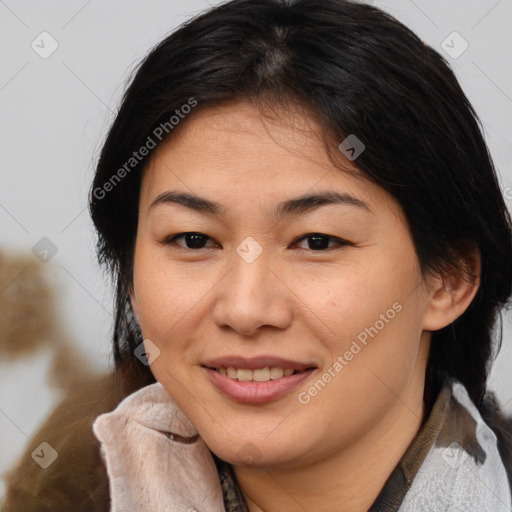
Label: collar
xmin=93 ymin=382 xmax=224 ymax=511
xmin=93 ymin=380 xmax=511 ymax=512
xmin=371 ymin=379 xmax=511 ymax=511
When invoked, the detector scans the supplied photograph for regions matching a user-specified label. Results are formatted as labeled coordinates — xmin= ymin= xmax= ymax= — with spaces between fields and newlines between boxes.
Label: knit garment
xmin=92 ymin=380 xmax=511 ymax=511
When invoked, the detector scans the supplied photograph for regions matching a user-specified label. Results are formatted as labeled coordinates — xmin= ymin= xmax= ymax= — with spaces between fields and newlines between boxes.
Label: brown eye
xmin=164 ymin=232 xmax=219 ymax=250
xmin=294 ymin=233 xmax=350 ymax=251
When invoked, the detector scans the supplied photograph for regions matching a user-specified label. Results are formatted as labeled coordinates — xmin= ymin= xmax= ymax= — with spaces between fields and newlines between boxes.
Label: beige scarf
xmin=93 ymin=380 xmax=511 ymax=511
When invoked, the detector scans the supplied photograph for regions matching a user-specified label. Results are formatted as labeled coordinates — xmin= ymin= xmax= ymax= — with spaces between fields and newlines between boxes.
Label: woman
xmin=4 ymin=0 xmax=512 ymax=510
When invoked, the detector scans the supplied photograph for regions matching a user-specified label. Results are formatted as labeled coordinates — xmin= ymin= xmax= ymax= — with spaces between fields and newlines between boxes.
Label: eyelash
xmin=161 ymin=232 xmax=351 ymax=252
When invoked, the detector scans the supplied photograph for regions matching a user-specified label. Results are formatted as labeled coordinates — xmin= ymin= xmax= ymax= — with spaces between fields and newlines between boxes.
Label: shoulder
xmin=480 ymin=389 xmax=512 ymax=490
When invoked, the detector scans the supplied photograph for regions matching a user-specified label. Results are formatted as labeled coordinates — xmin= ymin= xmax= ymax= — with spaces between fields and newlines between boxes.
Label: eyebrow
xmin=148 ymin=190 xmax=372 ymax=219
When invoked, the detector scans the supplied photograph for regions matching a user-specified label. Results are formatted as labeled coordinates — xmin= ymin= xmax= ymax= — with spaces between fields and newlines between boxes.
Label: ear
xmin=421 ymin=247 xmax=480 ymax=332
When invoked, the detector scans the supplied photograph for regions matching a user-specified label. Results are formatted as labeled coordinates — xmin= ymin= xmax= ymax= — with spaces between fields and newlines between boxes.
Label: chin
xmin=205 ymin=434 xmax=303 ymax=470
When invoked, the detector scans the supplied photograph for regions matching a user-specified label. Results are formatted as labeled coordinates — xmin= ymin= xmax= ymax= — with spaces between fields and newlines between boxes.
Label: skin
xmin=130 ymin=99 xmax=480 ymax=511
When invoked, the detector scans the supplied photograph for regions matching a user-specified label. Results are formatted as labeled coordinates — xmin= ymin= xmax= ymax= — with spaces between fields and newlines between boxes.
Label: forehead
xmin=148 ymin=100 xmax=332 ymax=173
xmin=139 ymin=100 xmax=400 ymax=220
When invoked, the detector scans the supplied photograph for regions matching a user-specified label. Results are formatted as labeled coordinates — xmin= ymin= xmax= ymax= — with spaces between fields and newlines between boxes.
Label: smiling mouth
xmin=204 ymin=366 xmax=316 ymax=382
xmin=202 ymin=364 xmax=318 ymax=404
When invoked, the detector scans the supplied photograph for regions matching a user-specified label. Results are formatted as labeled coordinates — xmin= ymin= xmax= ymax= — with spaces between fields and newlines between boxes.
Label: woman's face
xmin=131 ymin=100 xmax=436 ymax=469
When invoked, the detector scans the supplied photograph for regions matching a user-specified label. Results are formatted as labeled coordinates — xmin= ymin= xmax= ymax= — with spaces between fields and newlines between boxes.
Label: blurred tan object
xmin=0 ymin=250 xmax=55 ymax=358
xmin=0 ymin=249 xmax=93 ymax=388
xmin=0 ymin=249 xmax=127 ymax=511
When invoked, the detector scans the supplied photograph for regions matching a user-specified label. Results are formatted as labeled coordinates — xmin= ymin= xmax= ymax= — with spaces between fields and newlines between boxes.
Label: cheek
xmin=295 ymin=255 xmax=413 ymax=344
xmin=132 ymin=246 xmax=201 ymax=346
xmin=294 ymin=246 xmax=423 ymax=396
xmin=291 ymin=300 xmax=423 ymax=453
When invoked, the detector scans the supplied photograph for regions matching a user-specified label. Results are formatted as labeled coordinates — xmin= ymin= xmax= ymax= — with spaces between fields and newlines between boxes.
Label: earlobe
xmin=421 ymin=249 xmax=480 ymax=332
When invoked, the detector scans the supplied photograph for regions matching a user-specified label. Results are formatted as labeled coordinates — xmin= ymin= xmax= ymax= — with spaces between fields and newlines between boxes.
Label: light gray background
xmin=1 ymin=0 xmax=511 ymax=498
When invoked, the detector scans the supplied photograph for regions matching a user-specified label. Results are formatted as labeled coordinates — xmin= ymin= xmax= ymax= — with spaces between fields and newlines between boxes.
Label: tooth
xmin=253 ymin=367 xmax=270 ymax=382
xmin=270 ymin=367 xmax=284 ymax=379
xmin=237 ymin=369 xmax=253 ymax=381
xmin=221 ymin=366 xmax=297 ymax=380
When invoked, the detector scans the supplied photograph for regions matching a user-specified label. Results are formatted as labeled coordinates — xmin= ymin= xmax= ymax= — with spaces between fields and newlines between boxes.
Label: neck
xmin=233 ymin=384 xmax=426 ymax=512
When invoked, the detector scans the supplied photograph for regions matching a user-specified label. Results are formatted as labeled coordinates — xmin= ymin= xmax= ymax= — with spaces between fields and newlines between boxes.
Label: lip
xmin=202 ymin=355 xmax=315 ymax=371
xmin=202 ymin=365 xmax=317 ymax=404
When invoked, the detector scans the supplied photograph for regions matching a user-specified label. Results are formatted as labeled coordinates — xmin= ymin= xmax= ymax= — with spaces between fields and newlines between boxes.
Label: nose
xmin=211 ymin=250 xmax=294 ymax=337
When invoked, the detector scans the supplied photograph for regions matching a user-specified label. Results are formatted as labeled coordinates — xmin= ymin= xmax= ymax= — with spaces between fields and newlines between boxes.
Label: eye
xmin=162 ymin=232 xmax=220 ymax=250
xmin=162 ymin=232 xmax=350 ymax=251
xmin=293 ymin=233 xmax=350 ymax=251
